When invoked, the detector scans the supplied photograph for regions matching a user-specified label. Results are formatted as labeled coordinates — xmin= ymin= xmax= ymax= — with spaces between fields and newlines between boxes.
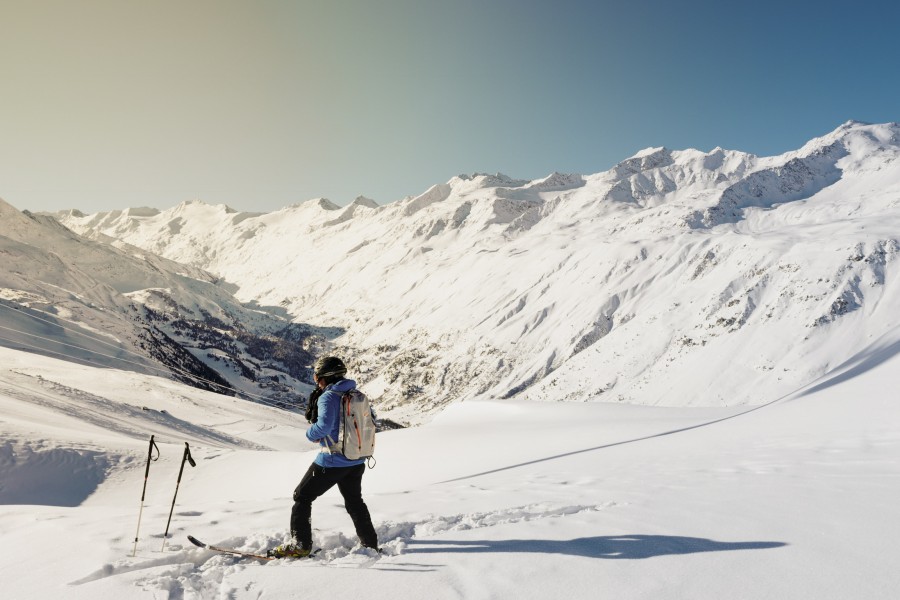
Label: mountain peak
xmin=352 ymin=196 xmax=379 ymax=208
xmin=839 ymin=119 xmax=872 ymax=129
xmin=284 ymin=198 xmax=340 ymax=211
xmin=528 ymin=172 xmax=585 ymax=191
xmin=124 ymin=207 xmax=161 ymax=218
xmin=785 ymin=120 xmax=900 ymax=164
xmin=614 ymin=147 xmax=675 ymax=176
xmin=451 ymin=173 xmax=530 ymax=189
xmin=170 ymin=199 xmax=241 ymax=215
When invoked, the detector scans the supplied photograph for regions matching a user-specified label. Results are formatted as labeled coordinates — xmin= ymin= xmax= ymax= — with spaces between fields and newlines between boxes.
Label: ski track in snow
xmin=71 ymin=502 xmax=612 ymax=597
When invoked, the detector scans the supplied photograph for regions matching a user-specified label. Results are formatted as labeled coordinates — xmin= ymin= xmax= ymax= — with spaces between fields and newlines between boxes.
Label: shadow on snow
xmin=795 ymin=334 xmax=900 ymax=398
xmin=405 ymin=535 xmax=787 ymax=560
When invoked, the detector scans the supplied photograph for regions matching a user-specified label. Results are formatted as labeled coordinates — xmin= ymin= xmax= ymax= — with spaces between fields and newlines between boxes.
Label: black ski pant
xmin=290 ymin=462 xmax=378 ymax=550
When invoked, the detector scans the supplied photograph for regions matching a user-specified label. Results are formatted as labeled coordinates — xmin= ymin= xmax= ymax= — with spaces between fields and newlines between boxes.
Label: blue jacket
xmin=306 ymin=378 xmax=365 ymax=468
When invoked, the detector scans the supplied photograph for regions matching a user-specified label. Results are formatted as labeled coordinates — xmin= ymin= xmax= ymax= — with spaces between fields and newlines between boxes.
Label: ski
xmin=187 ymin=535 xmax=321 ymax=561
xmin=187 ymin=535 xmax=274 ymax=561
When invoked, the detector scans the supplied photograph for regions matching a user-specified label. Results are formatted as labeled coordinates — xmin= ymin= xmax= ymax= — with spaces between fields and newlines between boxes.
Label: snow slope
xmin=0 ymin=198 xmax=317 ymax=404
xmin=1 ymin=330 xmax=898 ymax=599
xmin=56 ymin=121 xmax=900 ymax=423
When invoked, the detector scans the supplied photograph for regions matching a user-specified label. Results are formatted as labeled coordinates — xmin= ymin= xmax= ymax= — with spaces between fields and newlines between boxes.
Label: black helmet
xmin=313 ymin=356 xmax=347 ymax=379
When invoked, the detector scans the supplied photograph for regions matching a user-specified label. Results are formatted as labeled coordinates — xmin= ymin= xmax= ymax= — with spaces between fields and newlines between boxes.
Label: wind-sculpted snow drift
xmin=54 ymin=121 xmax=900 ymax=423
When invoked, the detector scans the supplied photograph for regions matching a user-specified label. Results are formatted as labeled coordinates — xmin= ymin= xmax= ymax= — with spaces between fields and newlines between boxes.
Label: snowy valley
xmin=55 ymin=120 xmax=900 ymax=423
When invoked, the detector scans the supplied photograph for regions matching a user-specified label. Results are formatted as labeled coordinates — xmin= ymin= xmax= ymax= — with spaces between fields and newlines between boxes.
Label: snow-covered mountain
xmin=0 ymin=199 xmax=320 ymax=405
xmin=54 ymin=121 xmax=900 ymax=423
xmin=57 ymin=122 xmax=900 ymax=420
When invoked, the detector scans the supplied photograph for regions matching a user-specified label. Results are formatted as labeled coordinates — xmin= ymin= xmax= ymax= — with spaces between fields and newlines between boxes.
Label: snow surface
xmin=1 ymin=338 xmax=898 ymax=599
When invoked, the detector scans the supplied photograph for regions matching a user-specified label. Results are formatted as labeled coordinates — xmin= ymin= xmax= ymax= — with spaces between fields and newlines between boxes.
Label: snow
xmin=1 ymin=337 xmax=899 ymax=599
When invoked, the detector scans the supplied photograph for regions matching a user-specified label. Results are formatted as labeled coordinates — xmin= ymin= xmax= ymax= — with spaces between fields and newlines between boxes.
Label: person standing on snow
xmin=268 ymin=356 xmax=379 ymax=558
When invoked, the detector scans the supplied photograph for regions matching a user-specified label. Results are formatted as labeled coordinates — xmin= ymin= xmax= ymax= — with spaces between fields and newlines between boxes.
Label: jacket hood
xmin=328 ymin=378 xmax=356 ymax=393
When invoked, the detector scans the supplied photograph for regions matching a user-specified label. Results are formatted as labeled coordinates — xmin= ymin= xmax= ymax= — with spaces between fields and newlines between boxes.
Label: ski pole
xmin=132 ymin=435 xmax=160 ymax=557
xmin=161 ymin=442 xmax=196 ymax=552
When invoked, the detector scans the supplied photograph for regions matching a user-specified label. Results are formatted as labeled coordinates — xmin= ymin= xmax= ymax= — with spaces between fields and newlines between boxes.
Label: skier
xmin=268 ymin=356 xmax=379 ymax=558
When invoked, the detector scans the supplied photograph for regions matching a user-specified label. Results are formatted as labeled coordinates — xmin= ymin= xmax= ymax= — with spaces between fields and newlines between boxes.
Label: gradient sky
xmin=1 ymin=0 xmax=898 ymax=213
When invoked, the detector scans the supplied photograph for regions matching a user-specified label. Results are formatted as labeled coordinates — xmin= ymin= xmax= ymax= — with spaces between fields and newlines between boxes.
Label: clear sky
xmin=1 ymin=0 xmax=897 ymax=213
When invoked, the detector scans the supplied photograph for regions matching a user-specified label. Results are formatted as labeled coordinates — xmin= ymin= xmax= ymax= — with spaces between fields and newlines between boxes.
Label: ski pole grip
xmin=144 ymin=435 xmax=160 ymax=478
xmin=184 ymin=442 xmax=196 ymax=468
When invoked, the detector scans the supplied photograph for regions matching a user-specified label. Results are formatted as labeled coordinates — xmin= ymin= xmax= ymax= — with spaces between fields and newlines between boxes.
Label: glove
xmin=305 ymin=387 xmax=323 ymax=424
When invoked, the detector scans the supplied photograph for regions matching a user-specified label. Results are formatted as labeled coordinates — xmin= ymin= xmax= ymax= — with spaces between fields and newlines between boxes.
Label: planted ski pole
xmin=132 ymin=435 xmax=160 ymax=557
xmin=161 ymin=442 xmax=196 ymax=552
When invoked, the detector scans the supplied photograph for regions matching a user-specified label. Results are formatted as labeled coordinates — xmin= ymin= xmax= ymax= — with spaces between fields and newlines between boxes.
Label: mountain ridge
xmin=46 ymin=121 xmax=900 ymax=423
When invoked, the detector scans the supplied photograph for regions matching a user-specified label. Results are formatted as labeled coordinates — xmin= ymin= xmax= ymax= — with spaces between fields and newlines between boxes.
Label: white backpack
xmin=327 ymin=389 xmax=376 ymax=463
